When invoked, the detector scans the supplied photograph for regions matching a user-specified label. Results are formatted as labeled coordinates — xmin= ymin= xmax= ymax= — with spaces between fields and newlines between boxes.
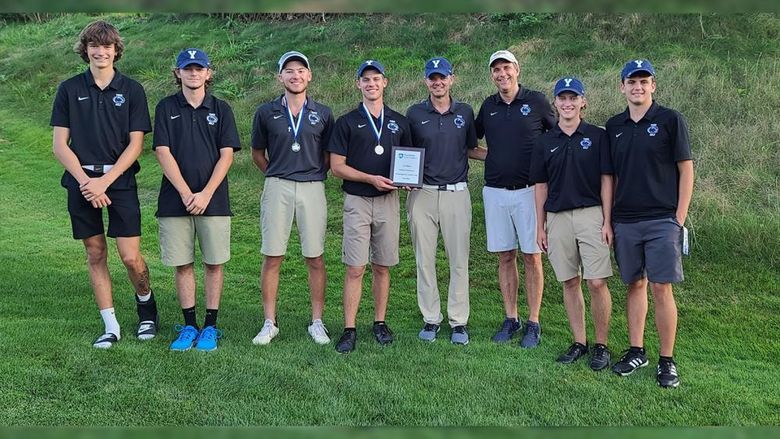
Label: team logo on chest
xmin=647 ymin=123 xmax=659 ymax=137
xmin=520 ymin=104 xmax=531 ymax=116
xmin=207 ymin=113 xmax=218 ymax=125
xmin=112 ymin=94 xmax=125 ymax=107
xmin=580 ymin=137 xmax=592 ymax=149
xmin=454 ymin=114 xmax=465 ymax=129
xmin=387 ymin=120 xmax=399 ymax=134
xmin=308 ymin=111 xmax=320 ymax=125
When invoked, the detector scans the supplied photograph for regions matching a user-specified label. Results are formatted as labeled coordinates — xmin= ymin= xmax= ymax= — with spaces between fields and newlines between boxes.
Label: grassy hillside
xmin=0 ymin=13 xmax=778 ymax=426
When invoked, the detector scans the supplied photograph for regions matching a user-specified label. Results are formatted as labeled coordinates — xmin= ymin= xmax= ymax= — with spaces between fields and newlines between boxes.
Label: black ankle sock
xmin=373 ymin=320 xmax=385 ymax=326
xmin=136 ymin=291 xmax=158 ymax=321
xmin=344 ymin=327 xmax=356 ymax=333
xmin=659 ymin=355 xmax=674 ymax=363
xmin=182 ymin=307 xmax=198 ymax=329
xmin=629 ymin=346 xmax=644 ymax=353
xmin=204 ymin=309 xmax=219 ymax=328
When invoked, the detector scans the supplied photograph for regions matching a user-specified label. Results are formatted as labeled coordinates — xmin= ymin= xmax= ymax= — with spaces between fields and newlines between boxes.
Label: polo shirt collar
xmin=491 ymin=85 xmax=529 ymax=104
xmin=278 ymin=94 xmax=317 ymax=111
xmin=85 ymin=68 xmax=124 ymax=91
xmin=620 ymin=100 xmax=660 ymax=123
xmin=550 ymin=121 xmax=588 ymax=138
xmin=424 ymin=96 xmax=459 ymax=114
xmin=175 ymin=90 xmax=214 ymax=109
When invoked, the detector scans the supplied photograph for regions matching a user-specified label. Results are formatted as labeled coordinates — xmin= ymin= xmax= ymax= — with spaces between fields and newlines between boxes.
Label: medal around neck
xmin=374 ymin=144 xmax=384 ymax=155
xmin=291 ymin=142 xmax=301 ymax=152
xmin=287 ymin=98 xmax=306 ymax=153
xmin=362 ymin=103 xmax=385 ymax=156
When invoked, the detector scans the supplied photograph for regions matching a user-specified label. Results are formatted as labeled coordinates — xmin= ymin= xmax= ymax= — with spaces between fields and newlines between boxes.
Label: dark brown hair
xmin=74 ymin=20 xmax=124 ymax=63
xmin=172 ymin=68 xmax=214 ymax=90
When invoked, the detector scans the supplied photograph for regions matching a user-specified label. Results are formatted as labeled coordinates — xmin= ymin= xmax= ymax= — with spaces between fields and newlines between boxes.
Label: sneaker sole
xmin=451 ymin=339 xmax=469 ymax=345
xmin=137 ymin=334 xmax=156 ymax=341
xmin=252 ymin=329 xmax=279 ymax=346
xmin=170 ymin=345 xmax=194 ymax=352
xmin=613 ymin=359 xmax=649 ymax=376
xmin=195 ymin=346 xmax=217 ymax=352
xmin=658 ymin=380 xmax=680 ymax=388
xmin=310 ymin=337 xmax=331 ymax=345
xmin=590 ymin=361 xmax=610 ymax=371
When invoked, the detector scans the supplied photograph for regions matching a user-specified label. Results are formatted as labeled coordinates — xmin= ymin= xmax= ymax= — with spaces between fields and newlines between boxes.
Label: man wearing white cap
xmin=251 ymin=51 xmax=335 ymax=346
xmin=474 ymin=49 xmax=556 ymax=348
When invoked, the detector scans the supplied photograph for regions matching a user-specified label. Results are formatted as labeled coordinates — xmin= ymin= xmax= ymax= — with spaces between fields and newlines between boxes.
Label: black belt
xmin=485 ymin=183 xmax=533 ymax=190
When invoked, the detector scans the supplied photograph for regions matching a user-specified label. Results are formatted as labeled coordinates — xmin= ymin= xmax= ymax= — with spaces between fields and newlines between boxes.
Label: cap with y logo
xmin=554 ymin=77 xmax=585 ymax=96
xmin=356 ymin=60 xmax=386 ymax=79
xmin=425 ymin=57 xmax=453 ymax=78
xmin=176 ymin=48 xmax=210 ymax=69
xmin=621 ymin=59 xmax=655 ymax=80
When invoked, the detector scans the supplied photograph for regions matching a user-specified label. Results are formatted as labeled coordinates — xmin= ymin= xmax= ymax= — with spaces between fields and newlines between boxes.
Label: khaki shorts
xmin=260 ymin=177 xmax=327 ymax=258
xmin=546 ymin=206 xmax=612 ymax=282
xmin=159 ymin=216 xmax=231 ymax=266
xmin=342 ymin=192 xmax=400 ymax=267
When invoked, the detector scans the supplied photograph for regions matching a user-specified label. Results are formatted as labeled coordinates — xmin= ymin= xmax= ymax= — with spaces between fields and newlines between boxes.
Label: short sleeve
xmin=671 ymin=112 xmax=692 ymax=162
xmin=529 ymin=139 xmax=548 ymax=183
xmin=327 ymin=116 xmax=350 ymax=156
xmin=251 ymin=106 xmax=267 ymax=150
xmin=129 ymin=83 xmax=151 ymax=133
xmin=218 ymin=102 xmax=241 ymax=151
xmin=50 ymin=83 xmax=70 ymax=128
xmin=151 ymin=101 xmax=169 ymax=150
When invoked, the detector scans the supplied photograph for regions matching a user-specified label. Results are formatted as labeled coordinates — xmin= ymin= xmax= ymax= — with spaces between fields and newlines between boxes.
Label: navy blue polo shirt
xmin=327 ymin=103 xmax=413 ymax=197
xmin=405 ymin=97 xmax=478 ymax=185
xmin=251 ymin=95 xmax=334 ymax=182
xmin=475 ymin=87 xmax=555 ymax=188
xmin=605 ymin=101 xmax=692 ymax=223
xmin=152 ymin=91 xmax=241 ymax=217
xmin=530 ymin=121 xmax=613 ymax=213
xmin=50 ymin=68 xmax=151 ymax=174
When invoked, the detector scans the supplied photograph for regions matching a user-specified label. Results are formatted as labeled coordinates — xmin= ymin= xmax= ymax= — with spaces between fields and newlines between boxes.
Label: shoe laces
xmin=500 ymin=318 xmax=516 ymax=332
xmin=310 ymin=319 xmax=329 ymax=337
xmin=526 ymin=322 xmax=540 ymax=336
xmin=174 ymin=324 xmax=198 ymax=341
xmin=375 ymin=323 xmax=392 ymax=336
xmin=593 ymin=344 xmax=608 ymax=356
xmin=200 ymin=326 xmax=222 ymax=341
xmin=658 ymin=360 xmax=678 ymax=376
xmin=453 ymin=325 xmax=466 ymax=334
xmin=617 ymin=348 xmax=643 ymax=362
xmin=423 ymin=323 xmax=438 ymax=332
xmin=260 ymin=319 xmax=276 ymax=334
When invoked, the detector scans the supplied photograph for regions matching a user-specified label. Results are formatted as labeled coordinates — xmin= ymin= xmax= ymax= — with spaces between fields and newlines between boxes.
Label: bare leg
xmin=83 ymin=234 xmax=112 ymax=309
xmin=371 ymin=263 xmax=390 ymax=322
xmin=343 ymin=265 xmax=366 ymax=327
xmin=586 ymin=278 xmax=611 ymax=345
xmin=523 ymin=252 xmax=544 ymax=322
xmin=204 ymin=263 xmax=224 ymax=310
xmin=260 ymin=255 xmax=284 ymax=322
xmin=651 ymin=282 xmax=677 ymax=357
xmin=305 ymin=255 xmax=326 ymax=321
xmin=116 ymin=236 xmax=150 ymax=295
xmin=626 ymin=278 xmax=649 ymax=347
xmin=497 ymin=249 xmax=518 ymax=319
xmin=175 ymin=263 xmax=196 ymax=308
xmin=562 ymin=276 xmax=586 ymax=344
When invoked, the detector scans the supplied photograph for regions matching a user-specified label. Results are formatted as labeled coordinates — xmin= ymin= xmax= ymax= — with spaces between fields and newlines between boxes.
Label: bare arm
xmin=251 ymin=148 xmax=269 ymax=173
xmin=468 ymin=145 xmax=487 ymax=161
xmin=80 ymin=131 xmax=146 ymax=200
xmin=600 ymin=174 xmax=614 ymax=247
xmin=534 ymin=182 xmax=548 ymax=253
xmin=53 ymin=126 xmax=110 ymax=208
xmin=154 ymin=146 xmax=194 ymax=206
xmin=676 ymin=160 xmax=694 ymax=225
xmin=187 ymin=147 xmax=235 ymax=215
xmin=330 ymin=153 xmax=395 ymax=192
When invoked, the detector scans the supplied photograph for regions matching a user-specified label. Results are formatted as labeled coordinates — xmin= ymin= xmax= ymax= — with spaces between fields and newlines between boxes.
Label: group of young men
xmin=51 ymin=21 xmax=693 ymax=389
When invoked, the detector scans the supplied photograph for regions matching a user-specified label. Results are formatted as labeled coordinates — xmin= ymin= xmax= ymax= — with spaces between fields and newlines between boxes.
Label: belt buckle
xmin=93 ymin=165 xmax=104 ymax=173
xmin=438 ymin=184 xmax=447 ymax=191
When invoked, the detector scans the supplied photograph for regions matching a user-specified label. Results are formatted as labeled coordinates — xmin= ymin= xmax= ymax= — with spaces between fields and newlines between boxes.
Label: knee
xmin=498 ymin=250 xmax=516 ymax=265
xmin=85 ymin=245 xmax=108 ymax=266
xmin=371 ymin=264 xmax=389 ymax=277
xmin=204 ymin=263 xmax=222 ymax=274
xmin=176 ymin=263 xmax=194 ymax=276
xmin=305 ymin=256 xmax=325 ymax=271
xmin=263 ymin=255 xmax=284 ymax=270
xmin=522 ymin=253 xmax=541 ymax=267
xmin=587 ymin=278 xmax=608 ymax=291
xmin=563 ymin=277 xmax=581 ymax=291
xmin=346 ymin=265 xmax=365 ymax=280
xmin=651 ymin=282 xmax=674 ymax=302
xmin=120 ymin=252 xmax=144 ymax=270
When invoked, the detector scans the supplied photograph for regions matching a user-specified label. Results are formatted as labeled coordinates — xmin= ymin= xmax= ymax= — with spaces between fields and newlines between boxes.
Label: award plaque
xmin=390 ymin=146 xmax=425 ymax=188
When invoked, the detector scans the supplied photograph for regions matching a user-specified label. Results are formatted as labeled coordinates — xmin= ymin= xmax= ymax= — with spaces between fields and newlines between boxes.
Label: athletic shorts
xmin=342 ymin=192 xmax=400 ymax=267
xmin=613 ymin=217 xmax=684 ymax=284
xmin=159 ymin=216 xmax=231 ymax=266
xmin=62 ymin=170 xmax=141 ymax=240
xmin=260 ymin=177 xmax=327 ymax=258
xmin=546 ymin=206 xmax=613 ymax=282
xmin=482 ymin=185 xmax=540 ymax=254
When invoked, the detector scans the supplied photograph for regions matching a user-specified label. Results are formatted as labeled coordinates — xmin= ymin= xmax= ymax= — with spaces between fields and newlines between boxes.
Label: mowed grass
xmin=0 ymin=13 xmax=778 ymax=426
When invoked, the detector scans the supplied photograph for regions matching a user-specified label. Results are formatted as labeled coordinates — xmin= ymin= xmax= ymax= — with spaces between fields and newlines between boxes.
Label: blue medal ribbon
xmin=362 ymin=102 xmax=384 ymax=147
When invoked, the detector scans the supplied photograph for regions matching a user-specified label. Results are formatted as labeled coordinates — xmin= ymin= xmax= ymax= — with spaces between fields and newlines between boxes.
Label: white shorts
xmin=482 ymin=185 xmax=540 ymax=254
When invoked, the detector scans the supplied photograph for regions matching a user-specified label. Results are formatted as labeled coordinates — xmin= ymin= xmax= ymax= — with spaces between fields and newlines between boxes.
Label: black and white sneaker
xmin=612 ymin=348 xmax=648 ymax=376
xmin=657 ymin=359 xmax=680 ymax=388
xmin=590 ymin=343 xmax=611 ymax=371
xmin=136 ymin=291 xmax=159 ymax=341
xmin=136 ymin=319 xmax=158 ymax=341
xmin=93 ymin=333 xmax=119 ymax=349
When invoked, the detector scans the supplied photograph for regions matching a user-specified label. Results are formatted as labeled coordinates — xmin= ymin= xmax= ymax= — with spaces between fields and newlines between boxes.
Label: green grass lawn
xmin=0 ymin=13 xmax=778 ymax=426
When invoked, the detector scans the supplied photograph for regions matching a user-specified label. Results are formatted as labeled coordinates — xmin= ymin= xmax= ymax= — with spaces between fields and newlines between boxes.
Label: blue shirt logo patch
xmin=387 ymin=120 xmax=399 ymax=134
xmin=520 ymin=104 xmax=531 ymax=116
xmin=580 ymin=137 xmax=592 ymax=149
xmin=112 ymin=94 xmax=125 ymax=107
xmin=647 ymin=123 xmax=659 ymax=137
xmin=454 ymin=114 xmax=465 ymax=129
xmin=308 ymin=112 xmax=320 ymax=125
xmin=207 ymin=113 xmax=218 ymax=125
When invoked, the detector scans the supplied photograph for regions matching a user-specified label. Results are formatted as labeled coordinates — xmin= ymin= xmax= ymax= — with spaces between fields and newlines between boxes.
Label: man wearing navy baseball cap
xmin=327 ymin=59 xmax=413 ymax=353
xmin=250 ymin=50 xmax=335 ymax=347
xmin=152 ymin=47 xmax=241 ymax=351
xmin=530 ymin=77 xmax=614 ymax=370
xmin=405 ymin=57 xmax=479 ymax=345
xmin=606 ymin=59 xmax=694 ymax=388
xmin=474 ymin=49 xmax=556 ymax=349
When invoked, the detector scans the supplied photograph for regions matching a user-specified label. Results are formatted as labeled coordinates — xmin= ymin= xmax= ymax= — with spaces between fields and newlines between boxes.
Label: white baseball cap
xmin=488 ymin=50 xmax=518 ymax=68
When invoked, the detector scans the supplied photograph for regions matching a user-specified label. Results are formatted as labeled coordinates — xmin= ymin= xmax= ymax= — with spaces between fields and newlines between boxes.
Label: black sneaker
xmin=590 ymin=343 xmax=611 ymax=371
xmin=335 ymin=330 xmax=356 ymax=354
xmin=612 ymin=348 xmax=649 ymax=376
xmin=556 ymin=342 xmax=588 ymax=364
xmin=372 ymin=322 xmax=394 ymax=345
xmin=492 ymin=318 xmax=521 ymax=343
xmin=657 ymin=359 xmax=680 ymax=388
xmin=136 ymin=291 xmax=159 ymax=341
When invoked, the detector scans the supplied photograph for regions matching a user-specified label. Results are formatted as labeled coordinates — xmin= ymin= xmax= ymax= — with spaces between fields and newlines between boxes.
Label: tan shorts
xmin=159 ymin=216 xmax=231 ymax=266
xmin=260 ymin=177 xmax=327 ymax=258
xmin=546 ymin=206 xmax=613 ymax=282
xmin=342 ymin=192 xmax=400 ymax=267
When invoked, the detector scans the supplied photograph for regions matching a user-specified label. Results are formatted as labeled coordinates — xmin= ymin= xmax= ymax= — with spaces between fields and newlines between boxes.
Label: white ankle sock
xmin=136 ymin=292 xmax=151 ymax=302
xmin=100 ymin=307 xmax=121 ymax=339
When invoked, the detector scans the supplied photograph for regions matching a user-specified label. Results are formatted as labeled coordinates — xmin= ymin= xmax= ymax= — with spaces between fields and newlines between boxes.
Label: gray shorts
xmin=613 ymin=217 xmax=684 ymax=284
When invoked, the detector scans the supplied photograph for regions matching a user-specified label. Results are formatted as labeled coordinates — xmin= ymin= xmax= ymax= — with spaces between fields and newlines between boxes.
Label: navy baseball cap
xmin=356 ymin=60 xmax=385 ymax=79
xmin=278 ymin=51 xmax=310 ymax=73
xmin=425 ymin=57 xmax=453 ymax=78
xmin=176 ymin=48 xmax=210 ymax=69
xmin=554 ymin=77 xmax=585 ymax=96
xmin=621 ymin=59 xmax=655 ymax=80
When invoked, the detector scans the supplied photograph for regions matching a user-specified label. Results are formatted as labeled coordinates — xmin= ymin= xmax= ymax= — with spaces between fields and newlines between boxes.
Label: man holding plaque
xmin=474 ymin=50 xmax=556 ymax=348
xmin=328 ymin=60 xmax=412 ymax=353
xmin=405 ymin=57 xmax=479 ymax=345
xmin=251 ymin=51 xmax=335 ymax=346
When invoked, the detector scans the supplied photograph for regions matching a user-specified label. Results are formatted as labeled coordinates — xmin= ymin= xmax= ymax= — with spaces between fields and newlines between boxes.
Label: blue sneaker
xmin=492 ymin=318 xmax=521 ymax=342
xmin=170 ymin=324 xmax=199 ymax=351
xmin=195 ymin=326 xmax=222 ymax=352
xmin=520 ymin=321 xmax=541 ymax=348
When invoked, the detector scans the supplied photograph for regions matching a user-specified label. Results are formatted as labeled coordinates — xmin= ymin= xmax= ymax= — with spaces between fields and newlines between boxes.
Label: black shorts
xmin=613 ymin=217 xmax=684 ymax=284
xmin=62 ymin=170 xmax=142 ymax=240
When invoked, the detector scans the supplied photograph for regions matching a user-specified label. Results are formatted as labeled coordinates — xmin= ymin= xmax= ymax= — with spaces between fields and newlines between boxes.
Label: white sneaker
xmin=252 ymin=319 xmax=279 ymax=345
xmin=307 ymin=319 xmax=331 ymax=345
